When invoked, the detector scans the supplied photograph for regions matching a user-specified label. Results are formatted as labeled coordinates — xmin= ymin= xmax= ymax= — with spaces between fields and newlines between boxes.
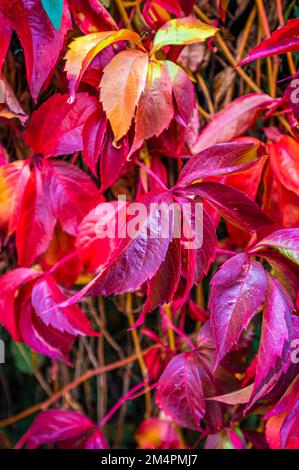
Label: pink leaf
xmin=31 ymin=274 xmax=97 ymax=336
xmin=248 ymin=276 xmax=293 ymax=408
xmin=192 ymin=94 xmax=274 ymax=153
xmin=17 ymin=410 xmax=108 ymax=449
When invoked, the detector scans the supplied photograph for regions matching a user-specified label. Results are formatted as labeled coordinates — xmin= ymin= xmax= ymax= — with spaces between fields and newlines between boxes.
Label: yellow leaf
xmin=151 ymin=16 xmax=218 ymax=54
xmin=100 ymin=50 xmax=149 ymax=143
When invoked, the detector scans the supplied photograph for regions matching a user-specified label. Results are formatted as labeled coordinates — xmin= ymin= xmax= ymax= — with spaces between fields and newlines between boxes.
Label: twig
xmin=0 ymin=346 xmax=158 ymax=428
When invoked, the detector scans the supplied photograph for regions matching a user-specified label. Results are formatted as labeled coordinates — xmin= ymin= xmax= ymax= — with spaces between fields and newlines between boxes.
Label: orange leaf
xmin=100 ymin=50 xmax=149 ymax=144
xmin=65 ymin=29 xmax=142 ymax=101
xmin=129 ymin=60 xmax=174 ymax=157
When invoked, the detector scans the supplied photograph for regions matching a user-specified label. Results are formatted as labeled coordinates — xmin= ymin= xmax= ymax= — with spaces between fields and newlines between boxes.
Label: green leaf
xmin=41 ymin=0 xmax=64 ymax=31
xmin=151 ymin=17 xmax=218 ymax=54
xmin=10 ymin=343 xmax=44 ymax=375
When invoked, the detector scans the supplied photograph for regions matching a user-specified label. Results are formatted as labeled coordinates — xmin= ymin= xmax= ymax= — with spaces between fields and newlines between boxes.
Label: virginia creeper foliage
xmin=0 ymin=0 xmax=299 ymax=450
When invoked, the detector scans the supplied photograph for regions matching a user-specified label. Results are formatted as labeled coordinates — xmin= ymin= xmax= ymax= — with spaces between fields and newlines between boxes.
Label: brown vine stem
xmin=255 ymin=0 xmax=275 ymax=97
xmin=193 ymin=4 xmax=291 ymax=134
xmin=276 ymin=0 xmax=296 ymax=75
xmin=164 ymin=303 xmax=176 ymax=352
xmin=114 ymin=0 xmax=133 ymax=29
xmin=0 ymin=346 xmax=157 ymax=428
xmin=193 ymin=4 xmax=261 ymax=94
xmin=126 ymin=293 xmax=152 ymax=418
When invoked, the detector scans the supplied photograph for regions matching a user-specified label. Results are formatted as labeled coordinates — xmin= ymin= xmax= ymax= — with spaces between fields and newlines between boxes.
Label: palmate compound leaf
xmin=191 ymin=94 xmax=274 ymax=153
xmin=238 ymin=19 xmax=299 ymax=66
xmin=65 ymin=29 xmax=142 ymax=101
xmin=151 ymin=16 xmax=218 ymax=54
xmin=16 ymin=410 xmax=108 ymax=449
xmin=210 ymin=253 xmax=268 ymax=368
xmin=0 ymin=0 xmax=71 ymax=101
xmin=100 ymin=50 xmax=149 ymax=144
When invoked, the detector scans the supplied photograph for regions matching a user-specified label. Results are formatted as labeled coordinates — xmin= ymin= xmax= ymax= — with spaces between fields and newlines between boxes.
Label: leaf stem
xmin=136 ymin=159 xmax=168 ymax=190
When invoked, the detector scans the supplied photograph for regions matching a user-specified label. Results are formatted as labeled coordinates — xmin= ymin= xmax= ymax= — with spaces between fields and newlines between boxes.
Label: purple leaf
xmin=189 ymin=182 xmax=272 ymax=232
xmin=175 ymin=141 xmax=265 ymax=189
xmin=210 ymin=253 xmax=268 ymax=368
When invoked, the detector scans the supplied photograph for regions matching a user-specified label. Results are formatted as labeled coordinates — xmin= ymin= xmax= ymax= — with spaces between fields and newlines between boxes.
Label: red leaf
xmin=41 ymin=159 xmax=102 ymax=236
xmin=0 ymin=268 xmax=40 ymax=341
xmin=192 ymin=94 xmax=274 ymax=153
xmin=0 ymin=160 xmax=31 ymax=234
xmin=268 ymin=136 xmax=299 ymax=195
xmin=69 ymin=0 xmax=117 ymax=34
xmin=217 ymin=0 xmax=231 ymax=22
xmin=0 ymin=0 xmax=71 ymax=101
xmin=76 ymin=200 xmax=128 ymax=274
xmin=142 ymin=236 xmax=181 ymax=315
xmin=25 ymin=93 xmax=98 ymax=158
xmin=238 ymin=19 xmax=299 ymax=66
xmin=16 ymin=163 xmax=56 ymax=267
xmin=18 ymin=287 xmax=75 ymax=364
xmin=175 ymin=141 xmax=265 ymax=188
xmin=210 ymin=253 xmax=268 ymax=368
xmin=82 ymin=108 xmax=108 ymax=177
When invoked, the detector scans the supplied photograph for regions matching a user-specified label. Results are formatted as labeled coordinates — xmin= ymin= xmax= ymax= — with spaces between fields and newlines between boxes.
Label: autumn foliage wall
xmin=0 ymin=0 xmax=299 ymax=450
